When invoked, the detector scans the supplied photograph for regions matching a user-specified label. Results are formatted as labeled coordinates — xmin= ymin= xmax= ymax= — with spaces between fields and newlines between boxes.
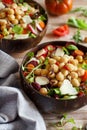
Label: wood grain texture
xmin=12 ymin=0 xmax=87 ymax=129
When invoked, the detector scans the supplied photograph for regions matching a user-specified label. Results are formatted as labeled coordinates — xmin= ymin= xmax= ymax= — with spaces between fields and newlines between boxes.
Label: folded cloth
xmin=0 ymin=50 xmax=19 ymax=78
xmin=0 ymin=50 xmax=46 ymax=130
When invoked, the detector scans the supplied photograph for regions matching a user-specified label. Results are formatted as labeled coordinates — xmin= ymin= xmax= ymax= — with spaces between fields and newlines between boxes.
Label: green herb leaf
xmin=38 ymin=15 xmax=46 ymax=21
xmin=67 ymin=17 xmax=87 ymax=30
xmin=82 ymin=63 xmax=87 ymax=70
xmin=12 ymin=25 xmax=23 ymax=34
xmin=66 ymin=44 xmax=78 ymax=50
xmin=27 ymin=52 xmax=34 ymax=59
xmin=70 ymin=7 xmax=87 ymax=17
xmin=44 ymin=57 xmax=49 ymax=66
xmin=72 ymin=30 xmax=82 ymax=43
xmin=63 ymin=47 xmax=70 ymax=55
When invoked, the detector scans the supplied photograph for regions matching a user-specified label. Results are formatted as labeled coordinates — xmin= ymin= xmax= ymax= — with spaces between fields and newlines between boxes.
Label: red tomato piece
xmin=53 ymin=24 xmax=69 ymax=37
xmin=2 ymin=0 xmax=13 ymax=4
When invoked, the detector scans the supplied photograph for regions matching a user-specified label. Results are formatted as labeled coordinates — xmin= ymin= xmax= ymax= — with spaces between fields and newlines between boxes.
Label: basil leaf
xmin=66 ymin=44 xmax=78 ymax=50
xmin=12 ymin=25 xmax=23 ymax=34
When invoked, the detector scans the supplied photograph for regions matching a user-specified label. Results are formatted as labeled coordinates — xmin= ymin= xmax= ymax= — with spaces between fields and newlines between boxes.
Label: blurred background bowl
xmin=0 ymin=0 xmax=48 ymax=53
xmin=20 ymin=41 xmax=87 ymax=114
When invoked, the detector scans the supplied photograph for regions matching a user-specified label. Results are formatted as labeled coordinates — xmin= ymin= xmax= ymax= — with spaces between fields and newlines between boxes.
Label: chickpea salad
xmin=22 ymin=43 xmax=87 ymax=100
xmin=0 ymin=1 xmax=47 ymax=39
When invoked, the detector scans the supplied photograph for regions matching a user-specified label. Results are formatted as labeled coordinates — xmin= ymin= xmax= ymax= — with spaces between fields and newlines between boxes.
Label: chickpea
xmin=12 ymin=19 xmax=19 ymax=24
xmin=7 ymin=8 xmax=14 ymax=15
xmin=70 ymin=72 xmax=78 ymax=79
xmin=61 ymin=69 xmax=69 ymax=76
xmin=50 ymin=64 xmax=59 ymax=73
xmin=67 ymin=75 xmax=72 ymax=81
xmin=19 ymin=19 xmax=24 ymax=24
xmin=69 ymin=59 xmax=78 ymax=66
xmin=56 ymin=72 xmax=64 ymax=81
xmin=48 ymin=71 xmax=55 ymax=78
xmin=0 ymin=12 xmax=6 ymax=18
xmin=71 ymin=79 xmax=80 ymax=87
xmin=50 ymin=79 xmax=58 ymax=87
xmin=65 ymin=63 xmax=75 ymax=72
xmin=53 ymin=56 xmax=61 ymax=61
xmin=0 ymin=20 xmax=7 ymax=25
xmin=59 ymin=62 xmax=65 ymax=69
xmin=57 ymin=81 xmax=63 ymax=87
xmin=8 ymin=14 xmax=15 ymax=21
xmin=59 ymin=56 xmax=69 ymax=63
xmin=11 ymin=3 xmax=18 ymax=9
xmin=76 ymin=55 xmax=83 ymax=63
xmin=48 ymin=58 xmax=56 ymax=64
xmin=15 ymin=8 xmax=24 ymax=16
xmin=34 ymin=69 xmax=41 ymax=75
xmin=41 ymin=69 xmax=48 ymax=76
xmin=77 ymin=68 xmax=85 ymax=77
xmin=39 ymin=88 xmax=48 ymax=95
xmin=15 ymin=14 xmax=22 ymax=20
xmin=0 ymin=25 xmax=6 ymax=31
xmin=69 ymin=55 xmax=74 ymax=60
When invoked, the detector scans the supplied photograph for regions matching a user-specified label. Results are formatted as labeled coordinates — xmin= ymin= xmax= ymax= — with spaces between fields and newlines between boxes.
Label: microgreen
xmin=72 ymin=30 xmax=82 ymax=44
xmin=70 ymin=7 xmax=87 ymax=17
xmin=27 ymin=52 xmax=34 ymax=60
xmin=48 ymin=114 xmax=83 ymax=130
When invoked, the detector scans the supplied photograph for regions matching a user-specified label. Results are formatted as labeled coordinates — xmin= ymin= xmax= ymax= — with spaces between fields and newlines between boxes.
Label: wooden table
xmin=12 ymin=0 xmax=87 ymax=129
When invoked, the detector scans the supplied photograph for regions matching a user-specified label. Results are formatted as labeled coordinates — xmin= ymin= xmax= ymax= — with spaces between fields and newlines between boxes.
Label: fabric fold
xmin=0 ymin=50 xmax=46 ymax=130
xmin=0 ymin=50 xmax=19 ymax=78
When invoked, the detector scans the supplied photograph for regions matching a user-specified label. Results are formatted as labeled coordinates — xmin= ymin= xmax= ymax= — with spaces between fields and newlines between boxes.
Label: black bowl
xmin=0 ymin=0 xmax=48 ymax=53
xmin=20 ymin=41 xmax=87 ymax=114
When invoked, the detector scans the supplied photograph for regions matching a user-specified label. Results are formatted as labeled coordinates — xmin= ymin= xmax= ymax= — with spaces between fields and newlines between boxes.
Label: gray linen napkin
xmin=0 ymin=50 xmax=46 ymax=130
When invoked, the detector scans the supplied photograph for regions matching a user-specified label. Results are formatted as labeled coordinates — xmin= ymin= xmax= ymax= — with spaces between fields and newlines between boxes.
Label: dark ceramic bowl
xmin=20 ymin=41 xmax=87 ymax=114
xmin=0 ymin=0 xmax=48 ymax=53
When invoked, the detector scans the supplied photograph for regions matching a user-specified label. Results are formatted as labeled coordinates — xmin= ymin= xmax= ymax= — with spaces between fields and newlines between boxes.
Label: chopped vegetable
xmin=60 ymin=79 xmax=78 ymax=95
xmin=73 ymin=49 xmax=84 ymax=56
xmin=67 ymin=17 xmax=87 ymax=30
xmin=53 ymin=24 xmax=69 ymax=37
xmin=81 ymin=70 xmax=87 ymax=81
xmin=35 ymin=76 xmax=49 ymax=85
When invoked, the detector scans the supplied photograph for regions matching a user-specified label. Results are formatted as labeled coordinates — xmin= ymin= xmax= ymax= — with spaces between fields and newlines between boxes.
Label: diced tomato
xmin=56 ymin=61 xmax=60 ymax=66
xmin=81 ymin=70 xmax=87 ymax=81
xmin=22 ymin=29 xmax=28 ymax=34
xmin=72 ymin=49 xmax=84 ymax=57
xmin=77 ymin=91 xmax=85 ymax=97
xmin=23 ymin=71 xmax=29 ymax=77
xmin=53 ymin=24 xmax=69 ymax=37
xmin=0 ymin=34 xmax=4 ymax=39
xmin=2 ymin=0 xmax=14 ymax=4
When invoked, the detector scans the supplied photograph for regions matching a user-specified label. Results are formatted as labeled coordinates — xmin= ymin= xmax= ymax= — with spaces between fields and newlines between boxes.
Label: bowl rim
xmin=20 ymin=40 xmax=87 ymax=102
xmin=1 ymin=0 xmax=48 ymax=41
